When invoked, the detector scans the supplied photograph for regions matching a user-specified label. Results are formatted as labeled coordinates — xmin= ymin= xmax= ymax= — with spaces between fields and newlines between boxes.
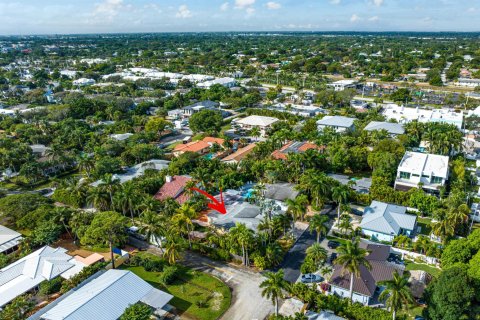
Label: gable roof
xmin=37 ymin=270 xmax=173 ymax=320
xmin=359 ymin=201 xmax=416 ymax=235
xmin=173 ymin=137 xmax=225 ymax=153
xmin=363 ymin=121 xmax=405 ymax=135
xmin=222 ymin=143 xmax=256 ymax=163
xmin=0 ymin=225 xmax=23 ymax=254
xmin=154 ymin=175 xmax=192 ymax=204
xmin=330 ymin=242 xmax=403 ymax=297
xmin=317 ymin=116 xmax=355 ymax=128
xmin=265 ymin=183 xmax=299 ymax=201
xmin=271 ymin=141 xmax=323 ymax=160
xmin=236 ymin=115 xmax=279 ymax=127
xmin=0 ymin=246 xmax=76 ymax=307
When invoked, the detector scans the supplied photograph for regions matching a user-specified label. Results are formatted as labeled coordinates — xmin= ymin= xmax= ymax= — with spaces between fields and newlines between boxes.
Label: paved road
xmin=274 ymin=229 xmax=317 ymax=283
xmin=180 ymin=251 xmax=274 ymax=320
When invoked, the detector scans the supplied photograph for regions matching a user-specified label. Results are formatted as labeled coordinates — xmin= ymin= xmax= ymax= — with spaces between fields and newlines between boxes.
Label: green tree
xmin=332 ymin=185 xmax=350 ymax=221
xmin=379 ymin=270 xmax=414 ymax=320
xmin=189 ymin=109 xmax=223 ymax=134
xmin=144 ymin=116 xmax=171 ymax=138
xmin=229 ymin=223 xmax=254 ymax=266
xmin=120 ymin=303 xmax=153 ymax=320
xmin=309 ymin=214 xmax=330 ymax=243
xmin=259 ymin=270 xmax=289 ymax=317
xmin=335 ymin=238 xmax=371 ymax=303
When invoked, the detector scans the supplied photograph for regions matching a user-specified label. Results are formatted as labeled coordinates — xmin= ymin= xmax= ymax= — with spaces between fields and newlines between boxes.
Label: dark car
xmin=328 ymin=240 xmax=340 ymax=249
xmin=300 ymin=274 xmax=324 ymax=283
xmin=329 ymin=252 xmax=337 ymax=264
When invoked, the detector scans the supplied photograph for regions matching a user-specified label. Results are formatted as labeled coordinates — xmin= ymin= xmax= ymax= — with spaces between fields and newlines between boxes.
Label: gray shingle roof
xmin=363 ymin=121 xmax=405 ymax=135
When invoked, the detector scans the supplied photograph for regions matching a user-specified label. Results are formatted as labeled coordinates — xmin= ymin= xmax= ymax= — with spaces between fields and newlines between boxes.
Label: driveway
xmin=180 ymin=251 xmax=275 ymax=320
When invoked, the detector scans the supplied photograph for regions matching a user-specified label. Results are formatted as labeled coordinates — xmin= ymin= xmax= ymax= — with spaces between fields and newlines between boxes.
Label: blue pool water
xmin=204 ymin=153 xmax=214 ymax=160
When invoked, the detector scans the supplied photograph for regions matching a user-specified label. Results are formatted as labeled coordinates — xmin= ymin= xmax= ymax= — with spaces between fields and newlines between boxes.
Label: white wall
xmin=330 ymin=286 xmax=370 ymax=305
xmin=362 ymin=229 xmax=394 ymax=242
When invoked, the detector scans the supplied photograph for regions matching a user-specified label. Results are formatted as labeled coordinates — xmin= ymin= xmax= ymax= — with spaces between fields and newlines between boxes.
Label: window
xmin=422 ymin=175 xmax=429 ymax=178
xmin=432 ymin=176 xmax=443 ymax=184
xmin=399 ymin=172 xmax=411 ymax=179
xmin=412 ymin=174 xmax=420 ymax=177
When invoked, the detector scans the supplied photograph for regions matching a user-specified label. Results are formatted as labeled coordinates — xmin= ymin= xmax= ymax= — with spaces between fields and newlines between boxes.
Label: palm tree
xmin=379 ymin=270 xmax=415 ymax=320
xmin=286 ymin=194 xmax=308 ymax=222
xmin=259 ymin=270 xmax=289 ymax=316
xmin=309 ymin=214 xmax=329 ymax=243
xmin=251 ymin=127 xmax=261 ymax=141
xmin=164 ymin=237 xmax=183 ymax=265
xmin=338 ymin=214 xmax=354 ymax=236
xmin=139 ymin=210 xmax=166 ymax=253
xmin=229 ymin=223 xmax=254 ymax=266
xmin=172 ymin=204 xmax=197 ymax=249
xmin=265 ymin=242 xmax=283 ymax=266
xmin=77 ymin=154 xmax=94 ymax=178
xmin=86 ymin=187 xmax=109 ymax=211
xmin=335 ymin=238 xmax=371 ymax=303
xmin=306 ymin=243 xmax=328 ymax=267
xmin=99 ymin=173 xmax=120 ymax=208
xmin=332 ymin=185 xmax=350 ymax=221
xmin=431 ymin=218 xmax=455 ymax=244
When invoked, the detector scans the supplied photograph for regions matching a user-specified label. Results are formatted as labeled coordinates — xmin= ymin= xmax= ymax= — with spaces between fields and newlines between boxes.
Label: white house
xmin=0 ymin=246 xmax=83 ymax=307
xmin=233 ymin=115 xmax=279 ymax=136
xmin=327 ymin=80 xmax=357 ymax=91
xmin=72 ymin=78 xmax=96 ymax=86
xmin=360 ymin=201 xmax=417 ymax=242
xmin=455 ymin=78 xmax=480 ymax=88
xmin=382 ymin=104 xmax=463 ymax=129
xmin=30 ymin=270 xmax=173 ymax=320
xmin=317 ymin=116 xmax=356 ymax=133
xmin=0 ymin=225 xmax=23 ymax=254
xmin=363 ymin=121 xmax=405 ymax=136
xmin=394 ymin=151 xmax=449 ymax=192
xmin=197 ymin=77 xmax=236 ymax=89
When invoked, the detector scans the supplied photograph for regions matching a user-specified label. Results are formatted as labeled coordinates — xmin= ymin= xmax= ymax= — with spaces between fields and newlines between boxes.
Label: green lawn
xmin=326 ymin=235 xmax=348 ymax=246
xmin=405 ymin=260 xmax=441 ymax=277
xmin=126 ymin=266 xmax=231 ymax=320
xmin=417 ymin=217 xmax=432 ymax=235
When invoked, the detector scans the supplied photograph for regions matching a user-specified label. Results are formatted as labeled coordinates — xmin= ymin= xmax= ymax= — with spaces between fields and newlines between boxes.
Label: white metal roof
xmin=397 ymin=151 xmax=449 ymax=179
xmin=363 ymin=121 xmax=405 ymax=135
xmin=0 ymin=246 xmax=77 ymax=307
xmin=38 ymin=270 xmax=173 ymax=320
xmin=360 ymin=201 xmax=417 ymax=235
xmin=0 ymin=225 xmax=22 ymax=254
xmin=317 ymin=116 xmax=356 ymax=128
xmin=236 ymin=115 xmax=279 ymax=127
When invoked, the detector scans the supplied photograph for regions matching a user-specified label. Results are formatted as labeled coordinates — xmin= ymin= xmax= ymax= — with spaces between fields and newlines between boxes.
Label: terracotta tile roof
xmin=173 ymin=137 xmax=225 ymax=154
xmin=222 ymin=143 xmax=256 ymax=162
xmin=271 ymin=141 xmax=324 ymax=160
xmin=330 ymin=242 xmax=403 ymax=297
xmin=154 ymin=175 xmax=192 ymax=204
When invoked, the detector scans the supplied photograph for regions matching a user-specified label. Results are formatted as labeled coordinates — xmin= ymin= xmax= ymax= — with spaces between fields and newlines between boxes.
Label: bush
xmin=39 ymin=277 xmax=63 ymax=295
xmin=159 ymin=265 xmax=179 ymax=285
xmin=209 ymin=248 xmax=231 ymax=262
xmin=129 ymin=252 xmax=166 ymax=272
xmin=252 ymin=254 xmax=268 ymax=270
xmin=120 ymin=302 xmax=153 ymax=320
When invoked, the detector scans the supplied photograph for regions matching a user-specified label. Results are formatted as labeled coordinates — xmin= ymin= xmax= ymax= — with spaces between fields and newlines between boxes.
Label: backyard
xmin=405 ymin=260 xmax=441 ymax=278
xmin=125 ymin=265 xmax=231 ymax=320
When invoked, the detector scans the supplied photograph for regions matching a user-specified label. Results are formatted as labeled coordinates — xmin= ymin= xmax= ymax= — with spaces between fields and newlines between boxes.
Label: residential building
xmin=271 ymin=141 xmax=323 ymax=160
xmin=305 ymin=310 xmax=346 ymax=320
xmin=182 ymin=100 xmax=220 ymax=117
xmin=350 ymin=100 xmax=369 ymax=111
xmin=454 ymin=78 xmax=480 ymax=88
xmin=329 ymin=242 xmax=404 ymax=305
xmin=394 ymin=151 xmax=449 ymax=192
xmin=30 ymin=270 xmax=173 ymax=320
xmin=0 ymin=246 xmax=83 ymax=307
xmin=0 ymin=225 xmax=23 ymax=254
xmin=359 ymin=201 xmax=417 ymax=242
xmin=317 ymin=116 xmax=356 ymax=133
xmin=363 ymin=121 xmax=405 ymax=136
xmin=197 ymin=77 xmax=236 ymax=89
xmin=327 ymin=174 xmax=372 ymax=194
xmin=221 ymin=143 xmax=256 ymax=164
xmin=109 ymin=133 xmax=133 ymax=141
xmin=173 ymin=137 xmax=225 ymax=157
xmin=154 ymin=175 xmax=192 ymax=205
xmin=29 ymin=144 xmax=50 ymax=157
xmin=382 ymin=104 xmax=463 ymax=129
xmin=233 ymin=115 xmax=279 ymax=137
xmin=265 ymin=182 xmax=299 ymax=211
xmin=72 ymin=78 xmax=95 ymax=86
xmin=268 ymin=103 xmax=325 ymax=117
xmin=327 ymin=80 xmax=357 ymax=91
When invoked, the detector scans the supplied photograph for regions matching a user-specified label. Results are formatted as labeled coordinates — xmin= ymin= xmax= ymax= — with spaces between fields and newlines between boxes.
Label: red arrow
xmin=190 ymin=187 xmax=227 ymax=214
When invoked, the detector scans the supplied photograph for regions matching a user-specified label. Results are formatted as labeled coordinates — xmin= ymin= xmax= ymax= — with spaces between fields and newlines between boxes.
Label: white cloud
xmin=467 ymin=7 xmax=476 ymax=12
xmin=93 ymin=0 xmax=124 ymax=20
xmin=143 ymin=3 xmax=162 ymax=14
xmin=350 ymin=14 xmax=361 ymax=22
xmin=220 ymin=2 xmax=230 ymax=11
xmin=330 ymin=0 xmax=341 ymax=4
xmin=368 ymin=16 xmax=379 ymax=21
xmin=235 ymin=0 xmax=256 ymax=9
xmin=176 ymin=4 xmax=192 ymax=18
xmin=266 ymin=2 xmax=281 ymax=10
xmin=372 ymin=0 xmax=384 ymax=7
xmin=246 ymin=7 xmax=255 ymax=15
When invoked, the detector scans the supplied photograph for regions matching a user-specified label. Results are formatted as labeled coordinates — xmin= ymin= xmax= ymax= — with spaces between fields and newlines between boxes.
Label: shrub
xmin=120 ymin=302 xmax=153 ymax=320
xmin=39 ymin=277 xmax=63 ymax=295
xmin=209 ymin=248 xmax=231 ymax=262
xmin=129 ymin=252 xmax=166 ymax=272
xmin=252 ymin=254 xmax=268 ymax=270
xmin=159 ymin=265 xmax=179 ymax=285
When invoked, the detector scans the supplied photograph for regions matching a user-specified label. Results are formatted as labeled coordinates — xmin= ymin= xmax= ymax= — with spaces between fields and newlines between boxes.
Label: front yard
xmin=125 ymin=265 xmax=231 ymax=320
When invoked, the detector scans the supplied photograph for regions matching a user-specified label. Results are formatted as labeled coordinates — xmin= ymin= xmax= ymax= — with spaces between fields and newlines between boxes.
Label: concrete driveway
xmin=181 ymin=251 xmax=275 ymax=320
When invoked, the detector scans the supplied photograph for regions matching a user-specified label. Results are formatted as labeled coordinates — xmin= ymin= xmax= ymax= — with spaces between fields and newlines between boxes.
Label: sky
xmin=0 ymin=0 xmax=479 ymax=35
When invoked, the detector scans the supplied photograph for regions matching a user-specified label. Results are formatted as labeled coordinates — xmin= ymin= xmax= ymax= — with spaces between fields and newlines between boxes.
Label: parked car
xmin=301 ymin=274 xmax=324 ymax=283
xmin=329 ymin=252 xmax=337 ymax=264
xmin=327 ymin=240 xmax=340 ymax=249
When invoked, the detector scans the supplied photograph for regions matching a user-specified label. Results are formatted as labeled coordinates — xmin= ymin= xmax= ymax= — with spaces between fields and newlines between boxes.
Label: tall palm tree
xmin=86 ymin=187 xmax=109 ymax=211
xmin=335 ymin=238 xmax=371 ymax=303
xmin=379 ymin=270 xmax=415 ymax=320
xmin=229 ymin=223 xmax=254 ymax=266
xmin=338 ymin=214 xmax=354 ymax=236
xmin=306 ymin=243 xmax=328 ymax=267
xmin=309 ymin=214 xmax=330 ymax=243
xmin=259 ymin=270 xmax=289 ymax=316
xmin=332 ymin=185 xmax=350 ymax=221
xmin=172 ymin=204 xmax=197 ymax=249
xmin=77 ymin=154 xmax=94 ymax=178
xmin=99 ymin=173 xmax=120 ymax=208
xmin=431 ymin=218 xmax=455 ymax=244
xmin=139 ymin=210 xmax=166 ymax=253
xmin=164 ymin=237 xmax=183 ymax=265
xmin=250 ymin=127 xmax=261 ymax=141
xmin=286 ymin=194 xmax=308 ymax=222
